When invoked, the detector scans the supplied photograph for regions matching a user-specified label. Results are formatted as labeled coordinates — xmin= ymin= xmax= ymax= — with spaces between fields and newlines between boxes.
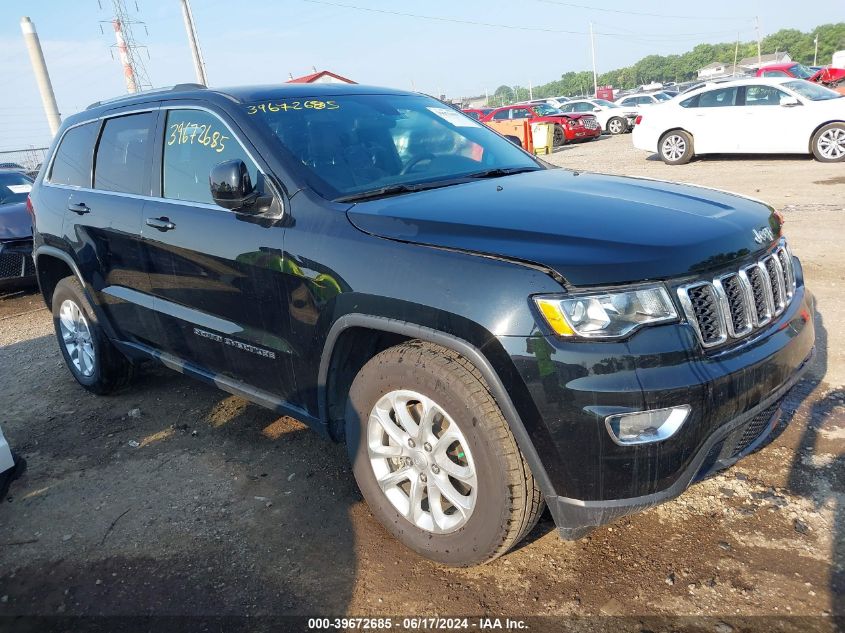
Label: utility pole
xmin=589 ymin=22 xmax=598 ymax=98
xmin=20 ymin=17 xmax=61 ymax=137
xmin=179 ymin=0 xmax=207 ymax=85
xmin=528 ymin=79 xmax=533 ymax=100
xmin=755 ymin=16 xmax=762 ymax=65
xmin=733 ymin=33 xmax=739 ymax=75
xmin=813 ymin=33 xmax=819 ymax=66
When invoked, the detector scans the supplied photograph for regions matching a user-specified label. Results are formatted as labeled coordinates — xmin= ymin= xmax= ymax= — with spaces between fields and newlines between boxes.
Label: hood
xmin=812 ymin=67 xmax=845 ymax=83
xmin=346 ymin=169 xmax=780 ymax=287
xmin=0 ymin=201 xmax=32 ymax=241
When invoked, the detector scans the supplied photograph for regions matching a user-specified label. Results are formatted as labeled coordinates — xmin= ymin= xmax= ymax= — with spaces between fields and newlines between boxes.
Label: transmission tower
xmin=100 ymin=0 xmax=152 ymax=93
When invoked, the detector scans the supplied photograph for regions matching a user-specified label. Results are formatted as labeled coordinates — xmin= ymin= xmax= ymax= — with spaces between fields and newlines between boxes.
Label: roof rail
xmin=86 ymin=83 xmax=208 ymax=110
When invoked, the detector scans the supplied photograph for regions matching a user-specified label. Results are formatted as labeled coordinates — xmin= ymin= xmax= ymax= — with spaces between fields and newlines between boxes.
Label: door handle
xmin=68 ymin=202 xmax=90 ymax=215
xmin=145 ymin=217 xmax=176 ymax=232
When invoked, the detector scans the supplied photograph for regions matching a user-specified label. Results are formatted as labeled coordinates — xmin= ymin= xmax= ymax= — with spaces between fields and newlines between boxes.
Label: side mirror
xmin=210 ymin=159 xmax=263 ymax=211
xmin=780 ymin=96 xmax=801 ymax=107
xmin=593 ymin=107 xmax=602 ymax=112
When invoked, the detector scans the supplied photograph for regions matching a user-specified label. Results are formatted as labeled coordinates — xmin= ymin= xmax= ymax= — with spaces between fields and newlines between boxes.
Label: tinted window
xmin=698 ymin=87 xmax=738 ymax=107
xmin=0 ymin=172 xmax=33 ymax=205
xmin=492 ymin=109 xmax=511 ymax=120
xmin=745 ymin=85 xmax=788 ymax=106
xmin=463 ymin=111 xmax=481 ymax=120
xmin=559 ymin=104 xmax=576 ymax=112
xmin=94 ymin=112 xmax=155 ymax=195
xmin=680 ymin=94 xmax=699 ymax=108
xmin=162 ymin=109 xmax=258 ymax=205
xmin=637 ymin=96 xmax=654 ymax=105
xmin=49 ymin=121 xmax=99 ymax=187
xmin=512 ymin=108 xmax=532 ymax=119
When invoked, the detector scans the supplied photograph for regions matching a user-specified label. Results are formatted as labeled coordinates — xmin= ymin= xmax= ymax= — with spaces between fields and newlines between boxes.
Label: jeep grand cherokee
xmin=29 ymin=83 xmax=815 ymax=566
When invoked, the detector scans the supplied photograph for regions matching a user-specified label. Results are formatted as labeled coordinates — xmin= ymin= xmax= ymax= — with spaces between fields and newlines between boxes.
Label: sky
xmin=0 ymin=0 xmax=840 ymax=152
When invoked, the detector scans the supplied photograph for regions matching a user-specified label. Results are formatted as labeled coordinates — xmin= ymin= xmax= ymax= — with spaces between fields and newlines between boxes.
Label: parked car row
xmin=633 ymin=77 xmax=845 ymax=164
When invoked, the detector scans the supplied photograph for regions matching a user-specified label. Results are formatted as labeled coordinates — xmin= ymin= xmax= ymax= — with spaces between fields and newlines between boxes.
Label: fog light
xmin=605 ymin=405 xmax=691 ymax=446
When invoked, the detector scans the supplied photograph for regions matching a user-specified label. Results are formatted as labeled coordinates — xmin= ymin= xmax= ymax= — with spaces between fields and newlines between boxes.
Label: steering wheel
xmin=400 ymin=153 xmax=437 ymax=175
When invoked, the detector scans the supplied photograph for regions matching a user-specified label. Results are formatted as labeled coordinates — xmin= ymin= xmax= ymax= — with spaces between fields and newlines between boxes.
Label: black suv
xmin=30 ymin=83 xmax=815 ymax=566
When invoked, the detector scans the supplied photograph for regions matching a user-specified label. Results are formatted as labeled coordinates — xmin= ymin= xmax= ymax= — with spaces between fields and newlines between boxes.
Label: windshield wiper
xmin=465 ymin=167 xmax=540 ymax=179
xmin=335 ymin=179 xmax=468 ymax=203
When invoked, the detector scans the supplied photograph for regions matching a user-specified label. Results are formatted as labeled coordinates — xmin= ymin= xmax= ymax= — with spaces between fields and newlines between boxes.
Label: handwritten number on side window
xmin=166 ymin=122 xmax=228 ymax=153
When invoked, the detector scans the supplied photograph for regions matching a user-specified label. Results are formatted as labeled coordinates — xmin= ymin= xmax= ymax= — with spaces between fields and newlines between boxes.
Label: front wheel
xmin=658 ymin=130 xmax=694 ymax=165
xmin=607 ymin=117 xmax=626 ymax=135
xmin=811 ymin=122 xmax=845 ymax=162
xmin=345 ymin=341 xmax=544 ymax=566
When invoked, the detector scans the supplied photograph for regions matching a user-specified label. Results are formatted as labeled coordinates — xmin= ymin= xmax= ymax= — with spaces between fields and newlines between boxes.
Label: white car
xmin=557 ymin=98 xmax=637 ymax=134
xmin=632 ymin=77 xmax=845 ymax=164
xmin=615 ymin=92 xmax=674 ymax=109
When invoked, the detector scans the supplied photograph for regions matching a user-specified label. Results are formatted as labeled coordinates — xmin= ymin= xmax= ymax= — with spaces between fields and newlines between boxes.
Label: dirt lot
xmin=0 ymin=136 xmax=843 ymax=630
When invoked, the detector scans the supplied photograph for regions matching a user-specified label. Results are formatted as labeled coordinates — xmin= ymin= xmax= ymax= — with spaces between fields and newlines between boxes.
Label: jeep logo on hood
xmin=753 ymin=227 xmax=774 ymax=244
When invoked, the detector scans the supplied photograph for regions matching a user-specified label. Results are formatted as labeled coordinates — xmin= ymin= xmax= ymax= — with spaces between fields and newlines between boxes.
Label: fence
xmin=0 ymin=147 xmax=49 ymax=172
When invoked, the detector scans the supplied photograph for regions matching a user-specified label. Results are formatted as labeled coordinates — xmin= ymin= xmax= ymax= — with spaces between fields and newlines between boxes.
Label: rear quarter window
xmin=48 ymin=121 xmax=100 ymax=187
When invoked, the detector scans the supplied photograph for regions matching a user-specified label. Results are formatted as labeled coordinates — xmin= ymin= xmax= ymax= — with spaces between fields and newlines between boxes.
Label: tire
xmin=811 ymin=122 xmax=845 ymax=162
xmin=51 ymin=276 xmax=133 ymax=394
xmin=606 ymin=117 xmax=626 ymax=135
xmin=552 ymin=125 xmax=565 ymax=146
xmin=345 ymin=340 xmax=544 ymax=566
xmin=658 ymin=130 xmax=694 ymax=165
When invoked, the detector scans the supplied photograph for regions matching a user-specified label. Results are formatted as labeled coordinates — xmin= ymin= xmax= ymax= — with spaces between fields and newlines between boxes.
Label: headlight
xmin=534 ymin=285 xmax=677 ymax=339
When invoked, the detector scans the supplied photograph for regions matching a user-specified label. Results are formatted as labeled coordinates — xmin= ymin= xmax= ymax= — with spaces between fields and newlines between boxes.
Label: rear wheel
xmin=52 ymin=276 xmax=133 ymax=394
xmin=345 ymin=341 xmax=544 ymax=566
xmin=607 ymin=117 xmax=626 ymax=135
xmin=552 ymin=125 xmax=565 ymax=146
xmin=658 ymin=130 xmax=694 ymax=165
xmin=811 ymin=122 xmax=845 ymax=162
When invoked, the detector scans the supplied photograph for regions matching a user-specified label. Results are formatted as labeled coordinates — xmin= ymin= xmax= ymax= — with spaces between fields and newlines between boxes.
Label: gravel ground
xmin=0 ymin=136 xmax=843 ymax=629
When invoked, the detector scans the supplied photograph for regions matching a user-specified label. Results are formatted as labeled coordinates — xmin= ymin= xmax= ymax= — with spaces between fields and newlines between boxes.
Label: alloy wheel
xmin=58 ymin=299 xmax=95 ymax=377
xmin=661 ymin=134 xmax=687 ymax=161
xmin=608 ymin=119 xmax=623 ymax=134
xmin=818 ymin=127 xmax=845 ymax=160
xmin=367 ymin=389 xmax=477 ymax=534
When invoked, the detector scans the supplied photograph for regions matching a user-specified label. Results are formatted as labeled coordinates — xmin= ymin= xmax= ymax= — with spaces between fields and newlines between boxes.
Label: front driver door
xmin=141 ymin=106 xmax=297 ymax=402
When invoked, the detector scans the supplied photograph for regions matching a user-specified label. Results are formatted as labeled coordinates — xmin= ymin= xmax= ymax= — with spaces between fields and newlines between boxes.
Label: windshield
xmin=0 ymin=172 xmax=32 ymax=206
xmin=531 ymin=104 xmax=564 ymax=116
xmin=785 ymin=80 xmax=842 ymax=101
xmin=245 ymin=93 xmax=540 ymax=200
xmin=653 ymin=92 xmax=672 ymax=101
xmin=788 ymin=64 xmax=815 ymax=79
xmin=593 ymin=99 xmax=618 ymax=108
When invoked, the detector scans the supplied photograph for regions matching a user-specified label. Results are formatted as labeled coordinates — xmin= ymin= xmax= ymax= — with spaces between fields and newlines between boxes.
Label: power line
xmin=534 ymin=0 xmax=752 ymax=21
xmin=301 ymin=0 xmax=758 ymax=40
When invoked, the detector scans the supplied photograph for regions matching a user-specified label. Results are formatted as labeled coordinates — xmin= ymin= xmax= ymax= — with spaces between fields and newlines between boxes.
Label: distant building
xmin=287 ymin=70 xmax=356 ymax=84
xmin=463 ymin=95 xmax=489 ymax=109
xmin=738 ymin=52 xmax=792 ymax=71
xmin=697 ymin=62 xmax=745 ymax=79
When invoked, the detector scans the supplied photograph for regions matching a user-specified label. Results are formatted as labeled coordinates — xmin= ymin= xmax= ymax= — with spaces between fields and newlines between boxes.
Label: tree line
xmin=493 ymin=22 xmax=845 ymax=102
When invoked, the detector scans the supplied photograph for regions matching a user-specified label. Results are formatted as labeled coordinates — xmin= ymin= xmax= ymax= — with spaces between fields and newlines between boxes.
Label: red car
xmin=480 ymin=104 xmax=601 ymax=145
xmin=757 ymin=62 xmax=845 ymax=93
xmin=462 ymin=108 xmax=494 ymax=121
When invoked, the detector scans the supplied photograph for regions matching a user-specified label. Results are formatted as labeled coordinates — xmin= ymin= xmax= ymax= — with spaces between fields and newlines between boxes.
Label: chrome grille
xmin=678 ymin=240 xmax=796 ymax=349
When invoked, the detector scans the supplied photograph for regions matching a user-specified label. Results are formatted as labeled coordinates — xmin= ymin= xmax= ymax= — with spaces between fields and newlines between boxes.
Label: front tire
xmin=52 ymin=276 xmax=133 ymax=394
xmin=811 ymin=122 xmax=845 ymax=162
xmin=345 ymin=341 xmax=544 ymax=566
xmin=607 ymin=117 xmax=626 ymax=135
xmin=658 ymin=130 xmax=694 ymax=165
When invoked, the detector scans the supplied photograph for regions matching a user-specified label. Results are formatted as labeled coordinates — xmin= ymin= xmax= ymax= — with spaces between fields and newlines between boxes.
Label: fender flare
xmin=33 ymin=245 xmax=85 ymax=287
xmin=318 ymin=313 xmax=557 ymax=501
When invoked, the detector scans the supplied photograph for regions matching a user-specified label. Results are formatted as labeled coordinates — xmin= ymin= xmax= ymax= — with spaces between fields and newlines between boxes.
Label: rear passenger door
xmin=141 ymin=105 xmax=297 ymax=401
xmin=47 ymin=110 xmax=161 ymax=346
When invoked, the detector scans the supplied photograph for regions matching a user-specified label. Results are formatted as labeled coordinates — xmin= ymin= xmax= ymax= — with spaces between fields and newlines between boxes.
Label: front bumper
xmin=0 ymin=239 xmax=35 ymax=284
xmin=498 ymin=272 xmax=816 ymax=537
